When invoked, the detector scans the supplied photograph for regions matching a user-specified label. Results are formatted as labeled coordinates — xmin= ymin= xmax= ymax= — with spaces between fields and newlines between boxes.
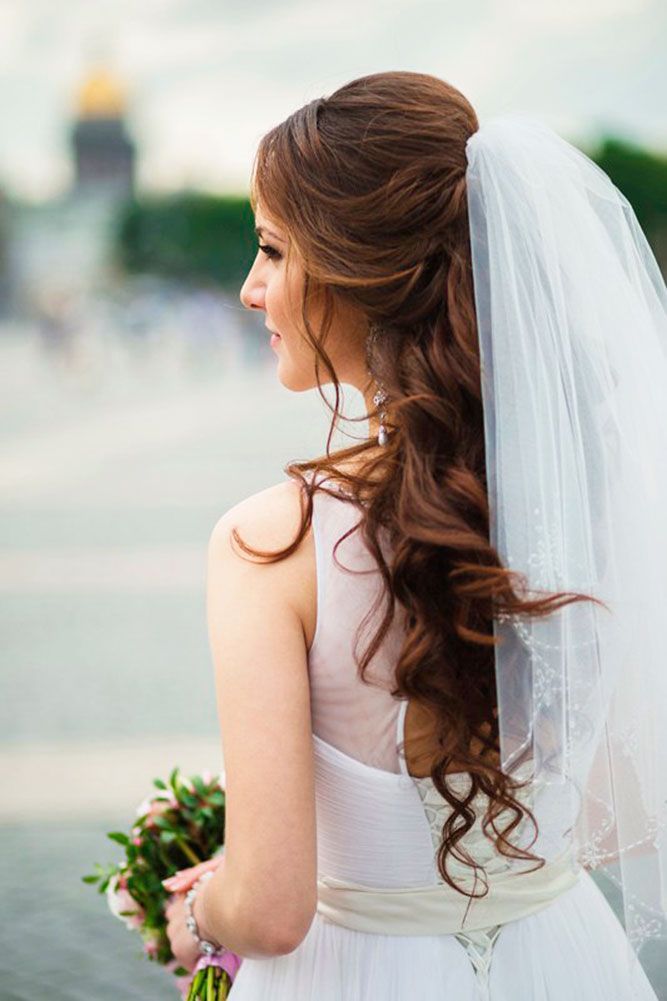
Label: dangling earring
xmin=366 ymin=322 xmax=390 ymax=447
xmin=373 ymin=384 xmax=389 ymax=446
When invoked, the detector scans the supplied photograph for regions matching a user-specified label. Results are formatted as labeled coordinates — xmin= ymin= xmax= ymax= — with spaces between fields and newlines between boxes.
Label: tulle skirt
xmin=226 ymin=869 xmax=658 ymax=1000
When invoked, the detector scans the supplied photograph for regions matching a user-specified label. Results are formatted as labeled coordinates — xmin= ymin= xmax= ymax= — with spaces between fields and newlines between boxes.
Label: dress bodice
xmin=304 ymin=470 xmax=581 ymax=997
xmin=305 ymin=468 xmax=565 ymax=856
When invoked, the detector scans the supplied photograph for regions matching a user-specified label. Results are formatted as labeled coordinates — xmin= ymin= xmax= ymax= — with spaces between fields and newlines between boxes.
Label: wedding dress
xmin=226 ymin=473 xmax=660 ymax=1000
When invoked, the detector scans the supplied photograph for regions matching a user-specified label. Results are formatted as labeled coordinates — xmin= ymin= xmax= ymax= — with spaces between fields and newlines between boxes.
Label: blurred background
xmin=0 ymin=1 xmax=666 ymax=998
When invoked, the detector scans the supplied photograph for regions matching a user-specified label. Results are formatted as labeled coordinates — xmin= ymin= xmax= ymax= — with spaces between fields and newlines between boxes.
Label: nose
xmin=239 ymin=266 xmax=265 ymax=312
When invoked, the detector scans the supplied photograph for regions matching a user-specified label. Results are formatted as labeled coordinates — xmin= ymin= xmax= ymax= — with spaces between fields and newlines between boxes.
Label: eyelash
xmin=258 ymin=243 xmax=281 ymax=261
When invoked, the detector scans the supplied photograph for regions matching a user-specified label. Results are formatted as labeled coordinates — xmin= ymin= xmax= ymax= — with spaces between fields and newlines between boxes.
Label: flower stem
xmin=175 ymin=838 xmax=203 ymax=866
xmin=186 ymin=968 xmax=205 ymax=1001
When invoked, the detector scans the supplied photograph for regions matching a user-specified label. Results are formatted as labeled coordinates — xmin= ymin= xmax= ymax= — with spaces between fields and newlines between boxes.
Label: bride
xmin=163 ymin=71 xmax=666 ymax=999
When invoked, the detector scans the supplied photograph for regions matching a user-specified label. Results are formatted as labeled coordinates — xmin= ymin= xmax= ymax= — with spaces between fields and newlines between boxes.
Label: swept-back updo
xmin=239 ymin=71 xmax=596 ymax=899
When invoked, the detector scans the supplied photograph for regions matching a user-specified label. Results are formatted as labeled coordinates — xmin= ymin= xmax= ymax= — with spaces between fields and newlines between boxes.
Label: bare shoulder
xmin=209 ymin=478 xmax=317 ymax=649
xmin=210 ymin=478 xmax=308 ymax=554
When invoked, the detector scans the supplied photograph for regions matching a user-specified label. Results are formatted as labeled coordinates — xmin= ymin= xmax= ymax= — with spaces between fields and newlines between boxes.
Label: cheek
xmin=265 ymin=277 xmax=288 ymax=327
xmin=267 ymin=265 xmax=306 ymax=334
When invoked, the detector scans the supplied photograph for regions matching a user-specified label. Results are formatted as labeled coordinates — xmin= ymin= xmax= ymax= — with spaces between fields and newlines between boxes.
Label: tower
xmin=70 ymin=65 xmax=136 ymax=199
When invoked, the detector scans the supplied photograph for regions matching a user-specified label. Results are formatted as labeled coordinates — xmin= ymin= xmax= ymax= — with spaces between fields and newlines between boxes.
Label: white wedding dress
xmin=226 ymin=474 xmax=659 ymax=1000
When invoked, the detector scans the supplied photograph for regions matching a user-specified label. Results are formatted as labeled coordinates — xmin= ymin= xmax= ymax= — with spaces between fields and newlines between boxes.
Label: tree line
xmin=113 ymin=136 xmax=667 ymax=289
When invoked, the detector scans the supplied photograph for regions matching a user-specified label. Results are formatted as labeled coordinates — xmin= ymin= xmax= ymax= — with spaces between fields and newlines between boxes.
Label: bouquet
xmin=82 ymin=766 xmax=242 ymax=999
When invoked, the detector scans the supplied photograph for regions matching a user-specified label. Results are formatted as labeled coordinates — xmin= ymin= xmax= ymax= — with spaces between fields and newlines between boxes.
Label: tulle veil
xmin=465 ymin=113 xmax=667 ymax=985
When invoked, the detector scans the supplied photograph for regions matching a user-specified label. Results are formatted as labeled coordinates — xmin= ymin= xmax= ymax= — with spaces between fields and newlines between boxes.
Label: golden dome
xmin=76 ymin=67 xmax=127 ymax=118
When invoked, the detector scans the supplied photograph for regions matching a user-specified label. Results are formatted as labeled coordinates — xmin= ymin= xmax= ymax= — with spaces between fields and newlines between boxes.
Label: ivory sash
xmin=316 ymin=851 xmax=583 ymax=935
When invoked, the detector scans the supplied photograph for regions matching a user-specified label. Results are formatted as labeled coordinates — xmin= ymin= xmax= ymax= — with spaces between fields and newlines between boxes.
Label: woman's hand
xmin=163 ymin=855 xmax=225 ymax=972
xmin=164 ymin=891 xmax=203 ymax=973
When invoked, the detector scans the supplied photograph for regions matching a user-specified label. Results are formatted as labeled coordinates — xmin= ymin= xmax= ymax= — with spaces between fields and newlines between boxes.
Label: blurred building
xmin=70 ymin=66 xmax=136 ymax=199
xmin=6 ymin=63 xmax=138 ymax=320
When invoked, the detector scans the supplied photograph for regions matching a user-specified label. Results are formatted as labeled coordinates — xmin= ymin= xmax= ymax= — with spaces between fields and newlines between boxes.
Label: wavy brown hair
xmin=238 ymin=71 xmax=605 ymax=902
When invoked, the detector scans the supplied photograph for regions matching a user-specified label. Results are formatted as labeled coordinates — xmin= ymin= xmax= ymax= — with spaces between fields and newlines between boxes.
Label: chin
xmin=275 ymin=362 xmax=320 ymax=393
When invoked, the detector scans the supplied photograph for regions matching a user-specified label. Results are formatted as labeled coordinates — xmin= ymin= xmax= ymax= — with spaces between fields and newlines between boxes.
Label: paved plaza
xmin=0 ymin=322 xmax=329 ymax=999
xmin=0 ymin=325 xmax=664 ymax=999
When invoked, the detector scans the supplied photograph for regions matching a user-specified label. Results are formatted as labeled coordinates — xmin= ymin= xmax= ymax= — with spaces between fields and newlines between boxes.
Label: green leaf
xmin=153 ymin=815 xmax=174 ymax=831
xmin=153 ymin=777 xmax=167 ymax=790
xmin=169 ymin=765 xmax=180 ymax=788
xmin=160 ymin=830 xmax=177 ymax=844
xmin=107 ymin=831 xmax=130 ymax=846
xmin=192 ymin=775 xmax=206 ymax=796
xmin=81 ymin=874 xmax=99 ymax=884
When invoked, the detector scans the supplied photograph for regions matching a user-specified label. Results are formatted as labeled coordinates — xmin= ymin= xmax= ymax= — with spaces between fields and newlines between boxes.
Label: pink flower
xmin=106 ymin=874 xmax=145 ymax=931
xmin=141 ymin=798 xmax=173 ymax=829
xmin=135 ymin=795 xmax=154 ymax=818
xmin=143 ymin=938 xmax=159 ymax=957
xmin=140 ymin=926 xmax=162 ymax=958
xmin=135 ymin=789 xmax=177 ymax=819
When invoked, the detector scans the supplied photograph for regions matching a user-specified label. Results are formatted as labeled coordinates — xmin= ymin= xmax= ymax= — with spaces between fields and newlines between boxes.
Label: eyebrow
xmin=254 ymin=225 xmax=285 ymax=243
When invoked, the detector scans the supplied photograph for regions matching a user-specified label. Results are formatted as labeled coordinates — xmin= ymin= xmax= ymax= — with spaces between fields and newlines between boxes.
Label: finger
xmin=163 ymin=857 xmax=220 ymax=891
xmin=163 ymin=876 xmax=190 ymax=892
xmin=202 ymin=857 xmax=222 ymax=871
xmin=162 ymin=871 xmax=192 ymax=888
xmin=163 ymin=863 xmax=205 ymax=887
xmin=162 ymin=876 xmax=180 ymax=889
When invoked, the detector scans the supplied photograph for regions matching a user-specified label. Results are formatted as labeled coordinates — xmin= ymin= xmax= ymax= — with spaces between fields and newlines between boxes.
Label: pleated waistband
xmin=316 ymin=851 xmax=583 ymax=935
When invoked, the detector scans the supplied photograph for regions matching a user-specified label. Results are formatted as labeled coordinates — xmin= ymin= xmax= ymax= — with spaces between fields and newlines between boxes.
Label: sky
xmin=0 ymin=0 xmax=665 ymax=202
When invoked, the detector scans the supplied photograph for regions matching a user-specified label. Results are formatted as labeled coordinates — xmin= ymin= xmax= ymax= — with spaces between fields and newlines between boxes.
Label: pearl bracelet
xmin=184 ymin=870 xmax=222 ymax=956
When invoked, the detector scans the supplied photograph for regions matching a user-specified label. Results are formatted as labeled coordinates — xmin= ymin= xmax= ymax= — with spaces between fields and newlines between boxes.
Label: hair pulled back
xmin=240 ymin=71 xmax=599 ymax=900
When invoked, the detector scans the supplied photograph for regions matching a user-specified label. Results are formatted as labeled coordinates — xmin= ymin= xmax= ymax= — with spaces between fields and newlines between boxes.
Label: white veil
xmin=464 ymin=113 xmax=667 ymax=983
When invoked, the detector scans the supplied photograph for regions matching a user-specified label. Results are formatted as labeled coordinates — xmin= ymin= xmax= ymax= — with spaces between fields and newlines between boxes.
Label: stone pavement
xmin=0 ymin=326 xmax=329 ymax=1000
xmin=0 ymin=328 xmax=664 ymax=999
xmin=0 ymin=820 xmax=176 ymax=1001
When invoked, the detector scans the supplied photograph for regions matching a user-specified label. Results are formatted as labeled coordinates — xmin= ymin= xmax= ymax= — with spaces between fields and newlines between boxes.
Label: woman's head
xmin=240 ymin=71 xmax=479 ymax=416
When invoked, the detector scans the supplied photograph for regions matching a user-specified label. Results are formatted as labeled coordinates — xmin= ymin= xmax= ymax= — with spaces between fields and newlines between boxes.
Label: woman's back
xmin=225 ymin=469 xmax=659 ymax=999
xmin=307 ymin=472 xmax=409 ymax=774
xmin=306 ymin=469 xmax=500 ymax=779
xmin=306 ymin=469 xmax=542 ymax=880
